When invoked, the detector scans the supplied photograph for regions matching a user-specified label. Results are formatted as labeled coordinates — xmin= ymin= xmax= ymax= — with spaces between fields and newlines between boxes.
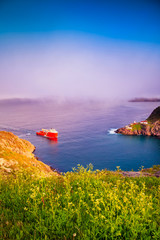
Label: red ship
xmin=36 ymin=128 xmax=58 ymax=139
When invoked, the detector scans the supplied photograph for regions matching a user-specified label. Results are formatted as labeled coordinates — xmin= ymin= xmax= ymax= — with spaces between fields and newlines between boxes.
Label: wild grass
xmin=132 ymin=123 xmax=142 ymax=132
xmin=1 ymin=165 xmax=160 ymax=240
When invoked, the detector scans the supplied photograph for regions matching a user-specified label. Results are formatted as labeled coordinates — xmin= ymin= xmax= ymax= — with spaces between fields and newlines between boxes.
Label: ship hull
xmin=36 ymin=131 xmax=58 ymax=139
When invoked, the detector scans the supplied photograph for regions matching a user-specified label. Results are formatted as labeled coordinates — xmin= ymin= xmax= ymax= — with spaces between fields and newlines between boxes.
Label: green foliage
xmin=132 ymin=123 xmax=142 ymax=132
xmin=1 ymin=166 xmax=160 ymax=240
xmin=147 ymin=106 xmax=160 ymax=123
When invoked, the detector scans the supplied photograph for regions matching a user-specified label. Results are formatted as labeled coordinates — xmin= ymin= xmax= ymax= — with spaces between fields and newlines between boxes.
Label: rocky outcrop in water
xmin=116 ymin=106 xmax=160 ymax=137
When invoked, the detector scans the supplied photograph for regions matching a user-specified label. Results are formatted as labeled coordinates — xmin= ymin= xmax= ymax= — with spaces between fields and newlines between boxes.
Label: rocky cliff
xmin=0 ymin=131 xmax=57 ymax=176
xmin=116 ymin=106 xmax=160 ymax=137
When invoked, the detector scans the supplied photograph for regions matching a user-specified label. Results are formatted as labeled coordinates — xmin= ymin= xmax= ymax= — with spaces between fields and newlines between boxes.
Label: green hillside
xmin=147 ymin=106 xmax=160 ymax=123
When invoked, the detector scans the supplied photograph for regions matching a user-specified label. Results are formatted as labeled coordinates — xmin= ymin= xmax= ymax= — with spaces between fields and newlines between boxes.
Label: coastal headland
xmin=116 ymin=106 xmax=160 ymax=137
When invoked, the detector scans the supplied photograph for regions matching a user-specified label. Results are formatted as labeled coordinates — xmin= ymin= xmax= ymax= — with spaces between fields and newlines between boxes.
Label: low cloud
xmin=0 ymin=33 xmax=160 ymax=100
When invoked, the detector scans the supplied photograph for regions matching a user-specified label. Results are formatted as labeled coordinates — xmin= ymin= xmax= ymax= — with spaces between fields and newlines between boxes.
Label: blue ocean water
xmin=0 ymin=100 xmax=160 ymax=172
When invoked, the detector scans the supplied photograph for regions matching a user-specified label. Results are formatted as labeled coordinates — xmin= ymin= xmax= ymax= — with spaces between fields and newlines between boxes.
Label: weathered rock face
xmin=151 ymin=121 xmax=160 ymax=136
xmin=116 ymin=127 xmax=137 ymax=135
xmin=141 ymin=124 xmax=152 ymax=136
xmin=0 ymin=131 xmax=35 ymax=158
xmin=0 ymin=131 xmax=57 ymax=176
xmin=116 ymin=106 xmax=160 ymax=137
xmin=116 ymin=127 xmax=143 ymax=136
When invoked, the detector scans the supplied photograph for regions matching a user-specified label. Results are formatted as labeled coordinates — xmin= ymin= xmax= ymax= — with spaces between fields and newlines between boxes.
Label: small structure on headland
xmin=140 ymin=120 xmax=148 ymax=125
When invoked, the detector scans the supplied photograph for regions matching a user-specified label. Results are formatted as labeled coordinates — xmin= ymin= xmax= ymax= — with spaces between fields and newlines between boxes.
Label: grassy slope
xmin=131 ymin=123 xmax=142 ymax=132
xmin=0 ymin=131 xmax=55 ymax=177
xmin=147 ymin=106 xmax=160 ymax=123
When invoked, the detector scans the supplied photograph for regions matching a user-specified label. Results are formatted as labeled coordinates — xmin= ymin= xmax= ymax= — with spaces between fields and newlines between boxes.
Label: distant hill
xmin=147 ymin=106 xmax=160 ymax=123
xmin=129 ymin=98 xmax=160 ymax=102
xmin=0 ymin=98 xmax=41 ymax=105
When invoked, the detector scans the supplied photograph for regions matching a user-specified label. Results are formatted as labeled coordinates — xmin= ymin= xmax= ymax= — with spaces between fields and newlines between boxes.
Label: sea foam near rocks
xmin=108 ymin=128 xmax=117 ymax=135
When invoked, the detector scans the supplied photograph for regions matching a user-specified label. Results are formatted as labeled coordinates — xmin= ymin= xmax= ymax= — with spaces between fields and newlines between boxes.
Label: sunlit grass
xmin=1 ymin=165 xmax=160 ymax=239
xmin=132 ymin=123 xmax=142 ymax=132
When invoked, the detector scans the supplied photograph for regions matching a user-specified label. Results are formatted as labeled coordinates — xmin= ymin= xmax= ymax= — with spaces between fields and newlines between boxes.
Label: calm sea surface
xmin=0 ymin=100 xmax=160 ymax=172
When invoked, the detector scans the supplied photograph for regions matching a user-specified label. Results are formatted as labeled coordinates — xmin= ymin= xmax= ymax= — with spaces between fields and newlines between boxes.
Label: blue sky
xmin=0 ymin=0 xmax=160 ymax=99
xmin=0 ymin=0 xmax=160 ymax=43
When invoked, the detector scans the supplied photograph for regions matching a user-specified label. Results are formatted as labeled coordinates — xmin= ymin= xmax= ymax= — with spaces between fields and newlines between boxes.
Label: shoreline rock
xmin=119 ymin=170 xmax=160 ymax=178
